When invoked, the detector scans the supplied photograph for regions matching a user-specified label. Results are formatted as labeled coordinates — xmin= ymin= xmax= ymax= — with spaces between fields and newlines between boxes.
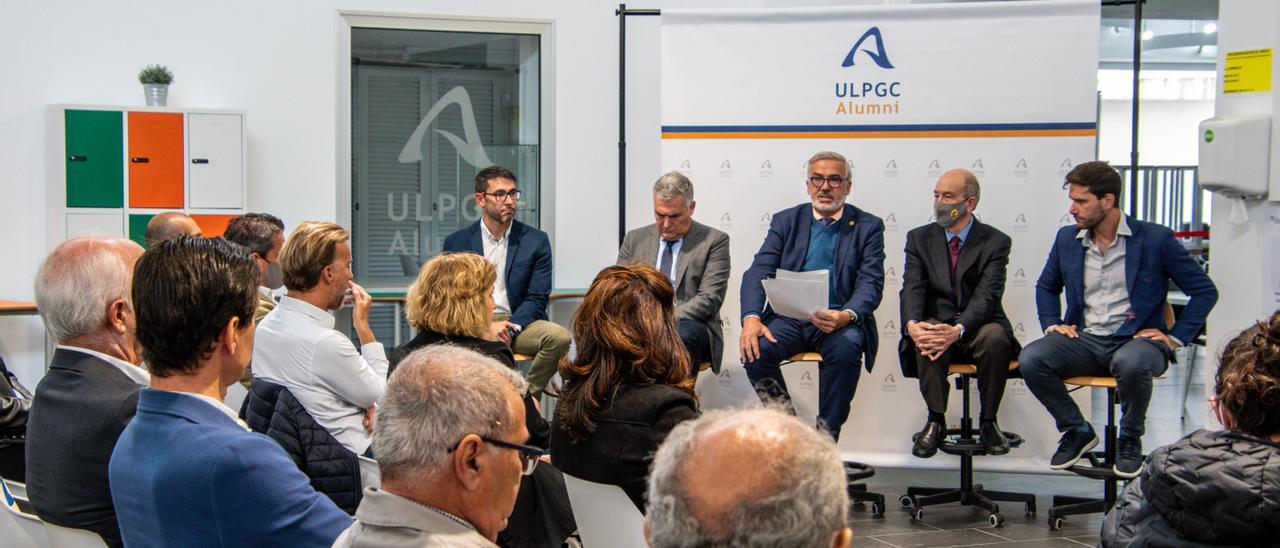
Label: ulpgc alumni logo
xmin=835 ymin=26 xmax=902 ymax=117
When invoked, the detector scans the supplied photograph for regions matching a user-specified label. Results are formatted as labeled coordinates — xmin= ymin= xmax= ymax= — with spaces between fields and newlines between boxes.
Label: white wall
xmin=0 ymin=0 xmax=880 ymax=385
xmin=1098 ymin=99 xmax=1215 ymax=166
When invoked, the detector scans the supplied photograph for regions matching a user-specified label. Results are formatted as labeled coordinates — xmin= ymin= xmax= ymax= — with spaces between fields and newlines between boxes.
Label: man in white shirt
xmin=26 ymin=237 xmax=148 ymax=548
xmin=252 ymin=221 xmax=387 ymax=455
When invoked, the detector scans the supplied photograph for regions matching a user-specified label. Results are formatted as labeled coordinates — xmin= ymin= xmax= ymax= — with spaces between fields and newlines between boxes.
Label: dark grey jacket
xmin=1101 ymin=429 xmax=1280 ymax=547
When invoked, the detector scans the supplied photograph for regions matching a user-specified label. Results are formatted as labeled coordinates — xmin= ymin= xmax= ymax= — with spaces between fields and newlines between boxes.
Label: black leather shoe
xmin=980 ymin=420 xmax=1011 ymax=455
xmin=911 ymin=420 xmax=945 ymax=458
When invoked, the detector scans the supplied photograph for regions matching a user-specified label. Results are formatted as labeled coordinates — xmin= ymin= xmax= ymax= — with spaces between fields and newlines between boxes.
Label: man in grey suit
xmin=618 ymin=172 xmax=731 ymax=374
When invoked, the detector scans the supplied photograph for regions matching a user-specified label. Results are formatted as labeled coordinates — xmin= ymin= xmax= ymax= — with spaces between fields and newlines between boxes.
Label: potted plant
xmin=138 ymin=64 xmax=174 ymax=107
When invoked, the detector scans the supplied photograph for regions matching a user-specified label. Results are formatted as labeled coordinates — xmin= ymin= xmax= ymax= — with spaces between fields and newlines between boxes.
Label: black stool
xmin=901 ymin=362 xmax=1035 ymax=527
xmin=1046 ymin=375 xmax=1122 ymax=530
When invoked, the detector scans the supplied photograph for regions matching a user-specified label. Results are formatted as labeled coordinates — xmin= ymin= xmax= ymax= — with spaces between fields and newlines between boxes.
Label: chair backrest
xmin=44 ymin=522 xmax=107 ymax=548
xmin=0 ymin=479 xmax=50 ymax=547
xmin=561 ymin=474 xmax=647 ymax=548
xmin=357 ymin=456 xmax=380 ymax=491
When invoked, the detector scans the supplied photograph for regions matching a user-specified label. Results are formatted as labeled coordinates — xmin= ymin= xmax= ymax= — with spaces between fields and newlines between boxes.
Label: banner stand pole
xmin=616 ymin=4 xmax=661 ymax=246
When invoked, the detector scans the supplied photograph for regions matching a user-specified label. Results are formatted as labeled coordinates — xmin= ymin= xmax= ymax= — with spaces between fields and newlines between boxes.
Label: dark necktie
xmin=659 ymin=239 xmax=677 ymax=279
xmin=819 ymin=217 xmax=835 ymax=227
xmin=948 ymin=235 xmax=962 ymax=289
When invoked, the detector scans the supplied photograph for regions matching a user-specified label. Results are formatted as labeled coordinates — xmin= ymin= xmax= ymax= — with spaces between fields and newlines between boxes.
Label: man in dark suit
xmin=109 ymin=237 xmax=349 ymax=547
xmin=1019 ymin=161 xmax=1217 ymax=478
xmin=25 ymin=237 xmax=147 ymax=548
xmin=444 ymin=165 xmax=570 ymax=396
xmin=618 ymin=171 xmax=731 ymax=373
xmin=899 ymin=169 xmax=1019 ymax=458
xmin=740 ymin=151 xmax=885 ymax=440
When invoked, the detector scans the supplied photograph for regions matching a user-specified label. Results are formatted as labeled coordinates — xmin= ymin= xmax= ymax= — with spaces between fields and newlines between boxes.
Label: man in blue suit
xmin=444 ymin=165 xmax=570 ymax=396
xmin=109 ymin=237 xmax=350 ymax=547
xmin=1019 ymin=161 xmax=1217 ymax=478
xmin=740 ymin=151 xmax=885 ymax=440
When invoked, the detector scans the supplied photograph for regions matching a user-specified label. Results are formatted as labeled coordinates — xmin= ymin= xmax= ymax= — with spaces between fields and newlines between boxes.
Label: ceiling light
xmin=1203 ymin=22 xmax=1217 ymax=34
xmin=1142 ymin=30 xmax=1154 ymax=41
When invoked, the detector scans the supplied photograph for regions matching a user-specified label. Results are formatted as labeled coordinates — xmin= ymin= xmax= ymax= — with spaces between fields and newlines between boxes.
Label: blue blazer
xmin=1035 ymin=218 xmax=1217 ymax=344
xmin=741 ymin=203 xmax=886 ymax=370
xmin=443 ymin=220 xmax=552 ymax=328
xmin=109 ymin=390 xmax=351 ymax=548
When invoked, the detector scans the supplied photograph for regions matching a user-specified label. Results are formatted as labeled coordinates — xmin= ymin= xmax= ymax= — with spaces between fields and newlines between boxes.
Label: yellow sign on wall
xmin=1223 ymin=49 xmax=1272 ymax=94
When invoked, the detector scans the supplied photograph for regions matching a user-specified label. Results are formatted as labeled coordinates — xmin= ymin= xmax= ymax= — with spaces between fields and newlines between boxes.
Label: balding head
xmin=35 ymin=238 xmax=145 ymax=356
xmin=937 ymin=169 xmax=980 ymax=202
xmin=144 ymin=212 xmax=201 ymax=247
xmin=646 ymin=407 xmax=851 ymax=548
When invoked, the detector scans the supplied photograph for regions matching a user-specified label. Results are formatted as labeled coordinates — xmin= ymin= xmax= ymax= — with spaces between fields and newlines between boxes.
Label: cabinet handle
xmin=191 ymin=158 xmax=210 ymax=164
xmin=131 ymin=157 xmax=150 ymax=163
xmin=68 ymin=155 xmax=87 ymax=162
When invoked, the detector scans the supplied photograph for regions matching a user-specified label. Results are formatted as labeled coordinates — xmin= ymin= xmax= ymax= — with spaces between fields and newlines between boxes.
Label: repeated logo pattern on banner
xmin=651 ymin=0 xmax=1100 ymax=471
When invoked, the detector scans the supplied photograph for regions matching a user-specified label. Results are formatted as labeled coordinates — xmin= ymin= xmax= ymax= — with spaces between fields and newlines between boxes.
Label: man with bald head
xmin=645 ymin=407 xmax=852 ymax=548
xmin=143 ymin=211 xmax=201 ymax=247
xmin=899 ymin=169 xmax=1018 ymax=459
xmin=26 ymin=237 xmax=148 ymax=547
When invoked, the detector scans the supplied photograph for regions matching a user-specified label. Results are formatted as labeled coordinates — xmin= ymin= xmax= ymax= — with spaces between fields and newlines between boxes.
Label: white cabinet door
xmin=187 ymin=113 xmax=243 ymax=209
xmin=66 ymin=211 xmax=124 ymax=238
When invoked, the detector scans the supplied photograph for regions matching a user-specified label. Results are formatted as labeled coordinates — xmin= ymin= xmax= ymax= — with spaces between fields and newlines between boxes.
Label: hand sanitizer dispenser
xmin=1198 ymin=114 xmax=1271 ymax=198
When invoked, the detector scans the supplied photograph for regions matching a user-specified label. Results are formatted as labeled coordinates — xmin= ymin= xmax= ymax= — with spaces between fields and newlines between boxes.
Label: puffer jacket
xmin=239 ymin=378 xmax=361 ymax=515
xmin=1102 ymin=428 xmax=1280 ymax=547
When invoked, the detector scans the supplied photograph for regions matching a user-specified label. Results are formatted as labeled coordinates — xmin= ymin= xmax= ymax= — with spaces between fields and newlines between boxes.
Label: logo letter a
xmin=842 ymin=27 xmax=895 ymax=69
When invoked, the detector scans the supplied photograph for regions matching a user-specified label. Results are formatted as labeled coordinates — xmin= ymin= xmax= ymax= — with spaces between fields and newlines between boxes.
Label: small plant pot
xmin=143 ymin=84 xmax=169 ymax=107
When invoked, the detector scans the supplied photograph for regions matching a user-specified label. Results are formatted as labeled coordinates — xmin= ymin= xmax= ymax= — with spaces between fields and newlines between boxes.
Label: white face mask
xmin=265 ymin=261 xmax=285 ymax=290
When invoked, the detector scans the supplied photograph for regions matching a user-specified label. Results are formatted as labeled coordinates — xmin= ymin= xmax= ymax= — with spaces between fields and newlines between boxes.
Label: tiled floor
xmin=846 ymin=346 xmax=1206 ymax=547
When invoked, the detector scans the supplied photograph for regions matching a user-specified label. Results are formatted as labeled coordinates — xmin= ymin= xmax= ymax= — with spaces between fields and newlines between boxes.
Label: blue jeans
xmin=1018 ymin=332 xmax=1170 ymax=439
xmin=744 ymin=316 xmax=865 ymax=440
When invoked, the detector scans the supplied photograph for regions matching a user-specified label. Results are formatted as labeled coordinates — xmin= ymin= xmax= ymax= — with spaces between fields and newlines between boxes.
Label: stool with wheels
xmin=1046 ymin=375 xmax=1126 ymax=530
xmin=900 ymin=362 xmax=1034 ymax=527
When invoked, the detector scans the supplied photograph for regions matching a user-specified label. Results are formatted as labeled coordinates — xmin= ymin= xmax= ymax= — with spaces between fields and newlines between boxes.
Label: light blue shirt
xmin=656 ymin=237 xmax=684 ymax=286
xmin=946 ymin=218 xmax=975 ymax=248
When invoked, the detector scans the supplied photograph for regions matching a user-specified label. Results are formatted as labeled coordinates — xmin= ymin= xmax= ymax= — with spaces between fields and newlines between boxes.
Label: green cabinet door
xmin=65 ymin=109 xmax=124 ymax=207
xmin=128 ymin=213 xmax=155 ymax=248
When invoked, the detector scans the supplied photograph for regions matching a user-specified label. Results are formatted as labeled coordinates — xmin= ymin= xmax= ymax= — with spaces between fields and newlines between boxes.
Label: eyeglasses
xmin=481 ymin=190 xmax=522 ymax=202
xmin=448 ymin=435 xmax=547 ymax=476
xmin=807 ymin=175 xmax=847 ymax=189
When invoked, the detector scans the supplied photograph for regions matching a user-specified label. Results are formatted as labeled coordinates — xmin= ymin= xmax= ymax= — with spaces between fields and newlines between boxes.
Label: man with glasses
xmin=445 ymin=166 xmax=570 ymax=396
xmin=223 ymin=212 xmax=287 ymax=390
xmin=740 ymin=151 xmax=885 ymax=440
xmin=334 ymin=345 xmax=535 ymax=547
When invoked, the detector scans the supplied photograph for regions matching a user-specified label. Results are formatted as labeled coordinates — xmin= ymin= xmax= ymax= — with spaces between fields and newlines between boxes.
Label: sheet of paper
xmin=762 ymin=269 xmax=829 ymax=319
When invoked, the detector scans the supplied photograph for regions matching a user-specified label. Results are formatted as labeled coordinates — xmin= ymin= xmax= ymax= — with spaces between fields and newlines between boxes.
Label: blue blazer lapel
xmin=833 ymin=204 xmax=857 ymax=275
xmin=1062 ymin=235 xmax=1086 ymax=314
xmin=1124 ymin=220 xmax=1143 ymax=295
xmin=468 ymin=222 xmax=484 ymax=255
xmin=785 ymin=206 xmax=814 ymax=271
xmin=505 ymin=222 xmax=523 ymax=287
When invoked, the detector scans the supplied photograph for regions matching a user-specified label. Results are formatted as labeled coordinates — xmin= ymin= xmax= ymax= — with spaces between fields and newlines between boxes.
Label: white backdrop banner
xmin=653 ymin=0 xmax=1100 ymax=472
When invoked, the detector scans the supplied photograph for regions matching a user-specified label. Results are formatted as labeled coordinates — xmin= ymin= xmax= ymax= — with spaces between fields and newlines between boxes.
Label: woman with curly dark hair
xmin=1102 ymin=310 xmax=1280 ymax=546
xmin=550 ymin=264 xmax=698 ymax=511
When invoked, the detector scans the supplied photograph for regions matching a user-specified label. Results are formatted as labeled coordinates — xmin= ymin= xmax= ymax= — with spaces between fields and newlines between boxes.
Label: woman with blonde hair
xmin=1102 ymin=310 xmax=1280 ymax=546
xmin=391 ymin=252 xmax=575 ymax=548
xmin=550 ymin=264 xmax=698 ymax=512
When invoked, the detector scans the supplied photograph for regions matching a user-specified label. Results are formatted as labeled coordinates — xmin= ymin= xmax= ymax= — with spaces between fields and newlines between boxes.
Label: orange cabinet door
xmin=128 ymin=112 xmax=184 ymax=208
xmin=190 ymin=214 xmax=237 ymax=238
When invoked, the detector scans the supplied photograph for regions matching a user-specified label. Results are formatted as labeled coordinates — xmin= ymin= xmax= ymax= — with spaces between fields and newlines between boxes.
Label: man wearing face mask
xmin=740 ymin=150 xmax=885 ymax=440
xmin=223 ymin=212 xmax=287 ymax=389
xmin=899 ymin=169 xmax=1019 ymax=458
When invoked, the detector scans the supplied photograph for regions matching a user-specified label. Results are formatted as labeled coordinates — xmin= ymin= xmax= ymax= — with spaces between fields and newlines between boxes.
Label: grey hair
xmin=372 ymin=345 xmax=528 ymax=482
xmin=34 ymin=238 xmax=142 ymax=344
xmin=646 ymin=407 xmax=849 ymax=548
xmin=653 ymin=171 xmax=694 ymax=205
xmin=806 ymin=151 xmax=853 ymax=182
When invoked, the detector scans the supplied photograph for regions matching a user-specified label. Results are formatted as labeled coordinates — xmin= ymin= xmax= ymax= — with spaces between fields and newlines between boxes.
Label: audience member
xmin=143 ymin=211 xmax=201 ymax=247
xmin=25 ymin=237 xmax=145 ymax=548
xmin=0 ymin=355 xmax=32 ymax=482
xmin=252 ymin=221 xmax=387 ymax=455
xmin=900 ymin=169 xmax=1018 ymax=457
xmin=335 ymin=346 xmax=534 ymax=547
xmin=390 ymin=252 xmax=574 ymax=547
xmin=739 ymin=150 xmax=885 ymax=440
xmin=550 ymin=265 xmax=698 ymax=511
xmin=1018 ymin=161 xmax=1217 ymax=477
xmin=1102 ymin=311 xmax=1280 ymax=545
xmin=444 ymin=165 xmax=570 ymax=396
xmin=646 ymin=407 xmax=852 ymax=548
xmin=109 ymin=236 xmax=350 ymax=547
xmin=618 ymin=171 xmax=731 ymax=375
xmin=223 ymin=212 xmax=287 ymax=389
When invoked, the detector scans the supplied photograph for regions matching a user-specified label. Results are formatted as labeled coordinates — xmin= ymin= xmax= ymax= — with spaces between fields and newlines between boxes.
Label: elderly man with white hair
xmin=645 ymin=407 xmax=853 ymax=548
xmin=25 ymin=237 xmax=146 ymax=548
xmin=335 ymin=345 xmax=538 ymax=547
